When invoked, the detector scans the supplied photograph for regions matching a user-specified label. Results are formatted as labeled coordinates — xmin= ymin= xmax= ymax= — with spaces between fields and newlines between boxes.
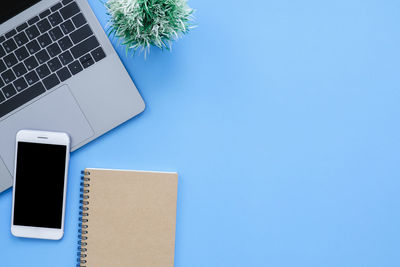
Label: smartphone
xmin=11 ymin=130 xmax=70 ymax=240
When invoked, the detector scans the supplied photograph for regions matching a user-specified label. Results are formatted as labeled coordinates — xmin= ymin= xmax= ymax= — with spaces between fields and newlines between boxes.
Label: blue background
xmin=1 ymin=0 xmax=400 ymax=266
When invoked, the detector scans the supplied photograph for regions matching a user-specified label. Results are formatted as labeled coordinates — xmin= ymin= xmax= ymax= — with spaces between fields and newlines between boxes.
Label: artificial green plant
xmin=105 ymin=0 xmax=194 ymax=56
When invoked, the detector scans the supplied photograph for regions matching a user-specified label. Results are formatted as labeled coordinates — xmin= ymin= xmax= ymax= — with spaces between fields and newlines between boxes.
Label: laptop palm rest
xmin=0 ymin=85 xmax=94 ymax=173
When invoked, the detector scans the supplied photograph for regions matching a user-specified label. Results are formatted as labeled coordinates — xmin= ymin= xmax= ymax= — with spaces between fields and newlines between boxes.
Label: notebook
xmin=77 ymin=168 xmax=178 ymax=267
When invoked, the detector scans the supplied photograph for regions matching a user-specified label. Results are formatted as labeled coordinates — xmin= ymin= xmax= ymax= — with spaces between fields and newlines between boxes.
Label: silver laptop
xmin=0 ymin=0 xmax=145 ymax=193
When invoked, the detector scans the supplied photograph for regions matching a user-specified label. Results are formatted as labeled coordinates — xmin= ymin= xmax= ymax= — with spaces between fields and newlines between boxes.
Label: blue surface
xmin=1 ymin=0 xmax=400 ymax=266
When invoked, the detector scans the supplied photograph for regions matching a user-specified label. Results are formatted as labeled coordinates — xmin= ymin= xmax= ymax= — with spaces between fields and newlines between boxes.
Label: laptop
xmin=0 ymin=0 xmax=145 ymax=193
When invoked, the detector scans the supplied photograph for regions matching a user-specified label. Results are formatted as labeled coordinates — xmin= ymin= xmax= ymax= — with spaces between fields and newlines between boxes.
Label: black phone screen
xmin=13 ymin=142 xmax=67 ymax=229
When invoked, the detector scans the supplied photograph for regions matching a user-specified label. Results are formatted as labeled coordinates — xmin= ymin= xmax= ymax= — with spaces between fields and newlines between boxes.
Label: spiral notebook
xmin=77 ymin=168 xmax=178 ymax=267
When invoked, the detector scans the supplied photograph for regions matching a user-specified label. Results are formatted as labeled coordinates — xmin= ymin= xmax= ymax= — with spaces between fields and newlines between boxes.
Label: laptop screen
xmin=0 ymin=0 xmax=41 ymax=24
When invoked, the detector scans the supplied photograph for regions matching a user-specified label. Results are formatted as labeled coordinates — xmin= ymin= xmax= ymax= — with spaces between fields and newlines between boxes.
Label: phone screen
xmin=13 ymin=142 xmax=67 ymax=229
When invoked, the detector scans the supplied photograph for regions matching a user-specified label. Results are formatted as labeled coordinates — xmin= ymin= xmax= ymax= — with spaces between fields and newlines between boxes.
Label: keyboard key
xmin=49 ymin=27 xmax=63 ymax=41
xmin=43 ymin=73 xmax=60 ymax=90
xmin=0 ymin=59 xmax=6 ymax=73
xmin=91 ymin=47 xmax=106 ymax=62
xmin=38 ymin=33 xmax=52 ymax=48
xmin=2 ymin=84 xmax=17 ymax=98
xmin=37 ymin=18 xmax=51 ymax=33
xmin=4 ymin=53 xmax=18 ymax=68
xmin=60 ymin=2 xmax=80 ymax=20
xmin=36 ymin=64 xmax=51 ymax=79
xmin=14 ymin=46 xmax=29 ymax=61
xmin=68 ymin=60 xmax=83 ymax=75
xmin=25 ymin=25 xmax=40 ymax=39
xmin=0 ymin=36 xmax=4 ymax=43
xmin=47 ymin=43 xmax=61 ymax=57
xmin=3 ymin=39 xmax=17 ymax=53
xmin=79 ymin=53 xmax=94 ymax=68
xmin=51 ymin=3 xmax=63 ymax=12
xmin=1 ymin=69 xmax=16 ymax=83
xmin=0 ymin=89 xmax=4 ymax=103
xmin=71 ymin=35 xmax=99 ymax=59
xmin=58 ymin=36 xmax=73 ymax=50
xmin=2 ymin=83 xmax=13 ymax=98
xmin=56 ymin=67 xmax=71 ymax=82
xmin=0 ymin=46 xmax=5 ymax=58
xmin=25 ymin=70 xmax=39 ymax=85
xmin=13 ymin=77 xmax=28 ymax=92
xmin=48 ymin=12 xmax=63 ymax=27
xmin=62 ymin=0 xmax=73 ymax=4
xmin=28 ymin=16 xmax=40 ymax=25
xmin=5 ymin=30 xmax=17 ymax=39
xmin=26 ymin=39 xmax=41 ymax=54
xmin=24 ymin=56 xmax=39 ymax=70
xmin=35 ymin=49 xmax=50 ymax=64
xmin=13 ymin=63 xmax=27 ymax=77
xmin=0 ymin=81 xmax=45 ymax=118
xmin=39 ymin=9 xmax=51 ymax=19
xmin=0 ymin=77 xmax=4 ymax=88
xmin=14 ymin=32 xmax=29 ymax=46
xmin=59 ymin=50 xmax=73 ymax=65
xmin=72 ymin=13 xmax=86 ymax=28
xmin=48 ymin=57 xmax=62 ymax=72
xmin=70 ymin=24 xmax=93 ymax=44
xmin=60 ymin=20 xmax=75 ymax=34
xmin=16 ymin=23 xmax=28 ymax=32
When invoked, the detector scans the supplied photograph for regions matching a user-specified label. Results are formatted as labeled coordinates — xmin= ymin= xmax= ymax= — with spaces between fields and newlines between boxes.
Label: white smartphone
xmin=11 ymin=130 xmax=70 ymax=240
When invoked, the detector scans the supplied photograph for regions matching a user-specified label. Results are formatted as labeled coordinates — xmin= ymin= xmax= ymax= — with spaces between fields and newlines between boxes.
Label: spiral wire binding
xmin=77 ymin=170 xmax=90 ymax=267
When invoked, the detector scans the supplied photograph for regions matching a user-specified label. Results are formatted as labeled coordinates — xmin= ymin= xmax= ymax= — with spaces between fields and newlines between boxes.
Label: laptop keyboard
xmin=0 ymin=0 xmax=106 ymax=119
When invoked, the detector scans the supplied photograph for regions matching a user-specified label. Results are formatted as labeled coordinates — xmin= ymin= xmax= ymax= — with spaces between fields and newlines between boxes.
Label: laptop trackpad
xmin=0 ymin=85 xmax=94 ymax=171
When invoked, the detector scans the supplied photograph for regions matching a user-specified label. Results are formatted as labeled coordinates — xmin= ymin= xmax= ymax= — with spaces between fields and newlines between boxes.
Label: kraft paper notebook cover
xmin=77 ymin=168 xmax=178 ymax=267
